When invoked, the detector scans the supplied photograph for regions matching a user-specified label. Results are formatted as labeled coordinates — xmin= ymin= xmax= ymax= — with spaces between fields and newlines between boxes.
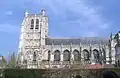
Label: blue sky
xmin=0 ymin=0 xmax=120 ymax=58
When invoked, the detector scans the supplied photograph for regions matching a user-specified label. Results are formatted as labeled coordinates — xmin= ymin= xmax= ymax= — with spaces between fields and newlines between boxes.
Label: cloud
xmin=5 ymin=11 xmax=13 ymax=15
xmin=0 ymin=0 xmax=112 ymax=37
xmin=0 ymin=24 xmax=19 ymax=34
xmin=35 ymin=0 xmax=111 ymax=37
xmin=85 ymin=31 xmax=98 ymax=37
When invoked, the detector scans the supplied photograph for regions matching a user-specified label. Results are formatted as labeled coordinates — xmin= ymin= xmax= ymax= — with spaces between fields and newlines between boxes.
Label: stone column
xmin=50 ymin=45 xmax=54 ymax=61
xmin=89 ymin=45 xmax=92 ymax=64
xmin=91 ymin=46 xmax=95 ymax=64
xmin=71 ymin=54 xmax=74 ymax=60
xmin=110 ymin=40 xmax=116 ymax=64
xmin=50 ymin=53 xmax=54 ymax=61
xmin=91 ymin=52 xmax=95 ymax=64
xmin=60 ymin=43 xmax=63 ymax=61
xmin=79 ymin=43 xmax=81 ymax=62
xmin=105 ymin=45 xmax=110 ymax=64
xmin=70 ymin=43 xmax=74 ymax=61
xmin=49 ymin=44 xmax=54 ymax=68
xmin=111 ymin=47 xmax=116 ymax=64
xmin=81 ymin=48 xmax=84 ymax=63
xmin=61 ymin=53 xmax=63 ymax=61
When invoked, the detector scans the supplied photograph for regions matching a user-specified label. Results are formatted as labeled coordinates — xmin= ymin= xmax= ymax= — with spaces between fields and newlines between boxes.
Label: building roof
xmin=45 ymin=37 xmax=109 ymax=45
xmin=27 ymin=14 xmax=47 ymax=17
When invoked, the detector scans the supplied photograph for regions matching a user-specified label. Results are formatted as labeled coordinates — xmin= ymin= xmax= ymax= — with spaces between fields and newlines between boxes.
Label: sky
xmin=0 ymin=0 xmax=120 ymax=58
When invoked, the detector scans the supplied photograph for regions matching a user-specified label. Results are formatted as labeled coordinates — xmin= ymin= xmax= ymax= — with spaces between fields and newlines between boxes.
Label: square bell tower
xmin=17 ymin=9 xmax=48 ymax=68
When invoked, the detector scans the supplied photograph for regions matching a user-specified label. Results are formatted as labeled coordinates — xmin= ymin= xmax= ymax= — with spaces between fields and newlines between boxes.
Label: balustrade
xmin=62 ymin=61 xmax=70 ymax=64
xmin=19 ymin=60 xmax=92 ymax=68
xmin=51 ymin=61 xmax=61 ymax=65
xmin=72 ymin=61 xmax=82 ymax=64
xmin=41 ymin=61 xmax=84 ymax=65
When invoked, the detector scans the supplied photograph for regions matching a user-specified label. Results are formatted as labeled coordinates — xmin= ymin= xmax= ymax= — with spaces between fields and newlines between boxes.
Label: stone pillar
xmin=91 ymin=51 xmax=95 ymax=64
xmin=50 ymin=43 xmax=54 ymax=61
xmin=105 ymin=45 xmax=110 ymax=64
xmin=70 ymin=43 xmax=73 ymax=60
xmin=61 ymin=54 xmax=63 ymax=61
xmin=60 ymin=53 xmax=63 ymax=68
xmin=50 ymin=52 xmax=54 ymax=61
xmin=89 ymin=44 xmax=93 ymax=63
xmin=91 ymin=46 xmax=95 ymax=64
xmin=81 ymin=48 xmax=84 ymax=63
xmin=50 ymin=53 xmax=54 ymax=61
xmin=111 ymin=47 xmax=116 ymax=64
xmin=79 ymin=43 xmax=81 ymax=62
xmin=111 ymin=40 xmax=116 ymax=64
xmin=60 ymin=43 xmax=63 ymax=61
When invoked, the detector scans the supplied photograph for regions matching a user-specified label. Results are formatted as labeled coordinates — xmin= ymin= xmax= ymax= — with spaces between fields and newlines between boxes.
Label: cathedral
xmin=17 ymin=9 xmax=120 ymax=69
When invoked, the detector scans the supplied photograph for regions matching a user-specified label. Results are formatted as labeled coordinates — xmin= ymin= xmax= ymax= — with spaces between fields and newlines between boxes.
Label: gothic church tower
xmin=17 ymin=9 xmax=48 ymax=68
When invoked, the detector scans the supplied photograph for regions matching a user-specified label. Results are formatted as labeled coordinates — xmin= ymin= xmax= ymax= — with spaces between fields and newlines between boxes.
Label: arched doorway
xmin=103 ymin=71 xmax=119 ymax=78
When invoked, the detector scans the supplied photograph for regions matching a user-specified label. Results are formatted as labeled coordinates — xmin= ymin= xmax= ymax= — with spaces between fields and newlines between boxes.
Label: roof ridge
xmin=47 ymin=37 xmax=109 ymax=39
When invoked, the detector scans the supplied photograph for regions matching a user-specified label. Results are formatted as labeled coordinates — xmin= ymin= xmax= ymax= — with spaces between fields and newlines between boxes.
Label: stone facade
xmin=17 ymin=9 xmax=120 ymax=69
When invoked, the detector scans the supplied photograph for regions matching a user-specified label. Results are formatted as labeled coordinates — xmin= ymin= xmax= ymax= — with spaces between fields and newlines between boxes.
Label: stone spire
xmin=110 ymin=32 xmax=113 ymax=41
xmin=24 ymin=9 xmax=28 ymax=17
xmin=41 ymin=9 xmax=45 ymax=16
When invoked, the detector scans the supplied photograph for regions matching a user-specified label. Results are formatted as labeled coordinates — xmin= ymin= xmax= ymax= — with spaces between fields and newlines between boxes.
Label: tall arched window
xmin=33 ymin=52 xmax=36 ymax=61
xmin=73 ymin=49 xmax=80 ymax=61
xmin=93 ymin=49 xmax=100 ymax=63
xmin=35 ymin=19 xmax=39 ymax=29
xmin=48 ymin=51 xmax=51 ymax=61
xmin=63 ymin=50 xmax=70 ymax=61
xmin=83 ymin=49 xmax=89 ymax=61
xmin=54 ymin=50 xmax=60 ymax=61
xmin=30 ymin=19 xmax=34 ymax=29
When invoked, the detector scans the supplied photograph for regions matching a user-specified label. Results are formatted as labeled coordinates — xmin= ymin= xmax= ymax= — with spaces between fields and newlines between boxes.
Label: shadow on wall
xmin=103 ymin=71 xmax=119 ymax=78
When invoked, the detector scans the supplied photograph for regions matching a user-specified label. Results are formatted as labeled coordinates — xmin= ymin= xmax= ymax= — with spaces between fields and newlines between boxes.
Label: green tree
xmin=7 ymin=52 xmax=16 ymax=68
xmin=0 ymin=56 xmax=7 ymax=68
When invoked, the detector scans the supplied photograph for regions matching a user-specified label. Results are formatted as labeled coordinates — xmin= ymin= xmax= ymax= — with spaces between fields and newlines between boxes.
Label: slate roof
xmin=45 ymin=37 xmax=109 ymax=45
